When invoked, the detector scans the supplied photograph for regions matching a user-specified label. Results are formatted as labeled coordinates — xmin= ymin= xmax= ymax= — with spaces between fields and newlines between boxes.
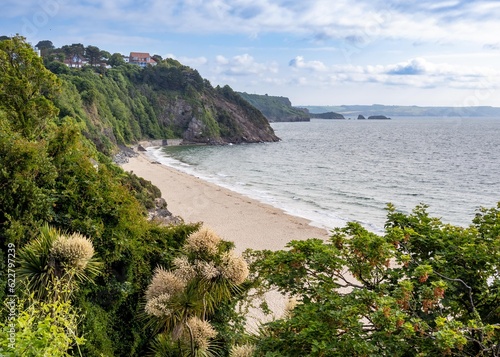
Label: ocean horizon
xmin=147 ymin=117 xmax=500 ymax=233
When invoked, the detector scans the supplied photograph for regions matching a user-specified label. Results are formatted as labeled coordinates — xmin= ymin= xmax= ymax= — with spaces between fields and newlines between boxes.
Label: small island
xmin=368 ymin=115 xmax=391 ymax=120
xmin=310 ymin=111 xmax=345 ymax=119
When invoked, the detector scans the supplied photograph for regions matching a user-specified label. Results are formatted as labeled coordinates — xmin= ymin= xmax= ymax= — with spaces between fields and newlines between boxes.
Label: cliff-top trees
xmin=0 ymin=35 xmax=60 ymax=140
xmin=250 ymin=204 xmax=500 ymax=356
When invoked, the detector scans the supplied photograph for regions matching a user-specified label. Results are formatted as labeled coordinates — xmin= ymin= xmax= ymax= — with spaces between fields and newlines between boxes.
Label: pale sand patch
xmin=122 ymin=150 xmax=332 ymax=330
xmin=122 ymin=152 xmax=331 ymax=253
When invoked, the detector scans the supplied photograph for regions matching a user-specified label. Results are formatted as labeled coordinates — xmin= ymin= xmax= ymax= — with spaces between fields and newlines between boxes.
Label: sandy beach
xmin=122 ymin=151 xmax=331 ymax=253
xmin=123 ymin=149 xmax=333 ymax=328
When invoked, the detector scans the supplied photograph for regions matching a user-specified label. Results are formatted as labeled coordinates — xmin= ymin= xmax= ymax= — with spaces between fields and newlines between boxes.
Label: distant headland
xmin=303 ymin=104 xmax=500 ymax=118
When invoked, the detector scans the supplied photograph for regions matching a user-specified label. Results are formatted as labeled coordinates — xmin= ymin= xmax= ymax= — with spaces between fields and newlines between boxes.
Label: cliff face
xmin=54 ymin=60 xmax=279 ymax=154
xmin=237 ymin=92 xmax=311 ymax=122
xmin=154 ymin=85 xmax=279 ymax=144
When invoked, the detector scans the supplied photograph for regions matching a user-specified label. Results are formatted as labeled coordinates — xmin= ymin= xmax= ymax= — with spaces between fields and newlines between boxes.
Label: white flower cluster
xmin=184 ymin=227 xmax=249 ymax=284
xmin=172 ymin=256 xmax=197 ymax=282
xmin=219 ymin=251 xmax=249 ymax=285
xmin=195 ymin=260 xmax=220 ymax=280
xmin=230 ymin=343 xmax=256 ymax=357
xmin=144 ymin=293 xmax=173 ymax=317
xmin=183 ymin=316 xmax=217 ymax=351
xmin=185 ymin=227 xmax=221 ymax=256
xmin=145 ymin=267 xmax=186 ymax=302
xmin=50 ymin=233 xmax=94 ymax=270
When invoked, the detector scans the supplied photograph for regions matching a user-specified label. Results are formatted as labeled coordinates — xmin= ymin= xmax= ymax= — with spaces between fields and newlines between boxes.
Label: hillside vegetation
xmin=48 ymin=49 xmax=278 ymax=155
xmin=237 ymin=92 xmax=310 ymax=122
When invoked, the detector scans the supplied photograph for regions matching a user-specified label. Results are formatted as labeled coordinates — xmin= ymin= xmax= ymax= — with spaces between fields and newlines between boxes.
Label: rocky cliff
xmin=54 ymin=59 xmax=279 ymax=154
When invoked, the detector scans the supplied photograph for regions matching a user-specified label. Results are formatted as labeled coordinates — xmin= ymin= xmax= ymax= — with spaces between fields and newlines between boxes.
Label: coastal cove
xmin=150 ymin=117 xmax=500 ymax=233
xmin=2 ymin=34 xmax=500 ymax=356
xmin=122 ymin=153 xmax=331 ymax=253
xmin=122 ymin=151 xmax=332 ymax=328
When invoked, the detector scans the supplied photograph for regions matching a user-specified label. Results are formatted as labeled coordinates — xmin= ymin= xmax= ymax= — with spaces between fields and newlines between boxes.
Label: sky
xmin=1 ymin=0 xmax=500 ymax=107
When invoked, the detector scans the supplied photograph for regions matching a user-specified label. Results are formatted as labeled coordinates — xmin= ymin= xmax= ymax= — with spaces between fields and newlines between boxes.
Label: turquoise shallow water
xmin=149 ymin=117 xmax=500 ymax=233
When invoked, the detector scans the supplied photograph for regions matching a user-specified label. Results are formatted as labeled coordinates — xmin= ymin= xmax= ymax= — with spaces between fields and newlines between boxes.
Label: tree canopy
xmin=248 ymin=203 xmax=500 ymax=356
xmin=0 ymin=35 xmax=60 ymax=140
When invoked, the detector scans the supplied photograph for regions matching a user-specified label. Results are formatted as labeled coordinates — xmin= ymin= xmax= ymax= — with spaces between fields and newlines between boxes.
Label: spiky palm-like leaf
xmin=17 ymin=224 xmax=102 ymax=301
xmin=17 ymin=224 xmax=58 ymax=299
xmin=147 ymin=331 xmax=222 ymax=357
xmin=144 ymin=280 xmax=205 ymax=335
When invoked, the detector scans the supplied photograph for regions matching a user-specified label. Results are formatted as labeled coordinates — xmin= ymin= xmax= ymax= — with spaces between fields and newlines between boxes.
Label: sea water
xmin=148 ymin=117 xmax=500 ymax=233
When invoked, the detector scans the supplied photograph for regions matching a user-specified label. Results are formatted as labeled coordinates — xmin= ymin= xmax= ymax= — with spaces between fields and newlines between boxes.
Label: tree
xmin=100 ymin=50 xmax=111 ymax=61
xmin=35 ymin=40 xmax=54 ymax=58
xmin=0 ymin=35 xmax=60 ymax=139
xmin=108 ymin=52 xmax=126 ymax=67
xmin=152 ymin=54 xmax=163 ymax=63
xmin=144 ymin=226 xmax=250 ymax=356
xmin=249 ymin=203 xmax=500 ymax=356
xmin=61 ymin=43 xmax=84 ymax=67
xmin=85 ymin=45 xmax=101 ymax=66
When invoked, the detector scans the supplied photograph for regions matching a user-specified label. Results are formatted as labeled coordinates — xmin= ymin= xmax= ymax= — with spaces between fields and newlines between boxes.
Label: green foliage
xmin=48 ymin=50 xmax=276 ymax=149
xmin=0 ymin=111 xmax=58 ymax=244
xmin=0 ymin=292 xmax=85 ymax=357
xmin=0 ymin=35 xmax=61 ymax=140
xmin=0 ymin=37 xmax=204 ymax=356
xmin=108 ymin=53 xmax=126 ymax=67
xmin=238 ymin=92 xmax=311 ymax=122
xmin=85 ymin=45 xmax=101 ymax=66
xmin=121 ymin=171 xmax=162 ymax=209
xmin=249 ymin=204 xmax=500 ymax=356
xmin=57 ymin=66 xmax=172 ymax=147
xmin=144 ymin=227 xmax=250 ymax=356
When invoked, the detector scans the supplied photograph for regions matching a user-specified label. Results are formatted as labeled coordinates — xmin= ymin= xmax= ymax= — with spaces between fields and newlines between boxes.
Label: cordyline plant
xmin=144 ymin=226 xmax=250 ymax=357
xmin=17 ymin=224 xmax=102 ymax=302
xmin=247 ymin=203 xmax=500 ymax=356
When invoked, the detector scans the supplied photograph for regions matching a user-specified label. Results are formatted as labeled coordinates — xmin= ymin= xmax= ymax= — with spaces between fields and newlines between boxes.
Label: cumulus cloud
xmin=46 ymin=0 xmax=500 ymax=46
xmin=166 ymin=53 xmax=208 ymax=67
xmin=214 ymin=54 xmax=278 ymax=76
xmin=386 ymin=58 xmax=430 ymax=75
xmin=289 ymin=56 xmax=327 ymax=72
xmin=288 ymin=56 xmax=500 ymax=90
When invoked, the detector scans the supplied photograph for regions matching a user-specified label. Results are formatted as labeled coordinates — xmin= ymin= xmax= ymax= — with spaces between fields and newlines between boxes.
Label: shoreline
xmin=122 ymin=149 xmax=331 ymax=253
xmin=122 ymin=147 xmax=333 ymax=329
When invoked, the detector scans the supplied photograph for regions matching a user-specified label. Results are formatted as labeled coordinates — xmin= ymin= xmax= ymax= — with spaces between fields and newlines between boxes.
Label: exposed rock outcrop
xmin=113 ymin=145 xmax=138 ymax=164
xmin=148 ymin=197 xmax=183 ymax=225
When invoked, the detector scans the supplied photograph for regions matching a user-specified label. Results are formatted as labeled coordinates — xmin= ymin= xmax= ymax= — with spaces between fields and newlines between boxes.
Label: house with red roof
xmin=129 ymin=52 xmax=156 ymax=67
